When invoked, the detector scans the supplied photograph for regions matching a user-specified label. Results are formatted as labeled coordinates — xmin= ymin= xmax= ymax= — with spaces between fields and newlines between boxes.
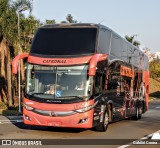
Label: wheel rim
xmin=139 ymin=107 xmax=142 ymax=115
xmin=136 ymin=108 xmax=139 ymax=118
xmin=104 ymin=112 xmax=109 ymax=126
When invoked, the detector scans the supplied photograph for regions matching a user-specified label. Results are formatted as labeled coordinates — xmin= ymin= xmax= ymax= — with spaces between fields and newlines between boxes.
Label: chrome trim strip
xmin=32 ymin=109 xmax=76 ymax=117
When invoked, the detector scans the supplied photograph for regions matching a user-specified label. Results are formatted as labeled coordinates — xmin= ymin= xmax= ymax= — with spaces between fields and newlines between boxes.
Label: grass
xmin=149 ymin=78 xmax=160 ymax=93
xmin=0 ymin=104 xmax=21 ymax=116
xmin=149 ymin=78 xmax=160 ymax=99
xmin=0 ymin=109 xmax=21 ymax=116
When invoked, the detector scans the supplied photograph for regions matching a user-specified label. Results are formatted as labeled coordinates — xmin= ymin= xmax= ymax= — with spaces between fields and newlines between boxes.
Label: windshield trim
xmin=25 ymin=63 xmax=91 ymax=100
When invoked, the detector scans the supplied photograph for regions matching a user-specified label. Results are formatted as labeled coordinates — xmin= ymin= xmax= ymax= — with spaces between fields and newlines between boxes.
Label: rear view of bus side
xmin=12 ymin=24 xmax=149 ymax=132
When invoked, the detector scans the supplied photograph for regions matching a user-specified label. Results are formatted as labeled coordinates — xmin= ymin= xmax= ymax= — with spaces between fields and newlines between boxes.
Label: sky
xmin=30 ymin=0 xmax=160 ymax=52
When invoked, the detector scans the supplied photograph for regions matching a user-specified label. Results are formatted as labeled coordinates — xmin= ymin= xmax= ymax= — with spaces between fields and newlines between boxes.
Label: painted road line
xmin=0 ymin=121 xmax=23 ymax=124
xmin=5 ymin=116 xmax=23 ymax=119
xmin=0 ymin=120 xmax=22 ymax=121
xmin=118 ymin=130 xmax=160 ymax=148
xmin=0 ymin=120 xmax=23 ymax=124
xmin=5 ymin=116 xmax=23 ymax=118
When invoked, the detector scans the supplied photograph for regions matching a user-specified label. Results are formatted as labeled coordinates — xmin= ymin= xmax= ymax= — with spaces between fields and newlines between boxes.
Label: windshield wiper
xmin=27 ymin=93 xmax=44 ymax=97
xmin=70 ymin=96 xmax=84 ymax=100
xmin=57 ymin=96 xmax=87 ymax=100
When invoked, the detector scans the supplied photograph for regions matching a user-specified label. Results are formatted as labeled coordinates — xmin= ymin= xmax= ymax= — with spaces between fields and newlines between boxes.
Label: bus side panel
xmin=143 ymin=70 xmax=150 ymax=111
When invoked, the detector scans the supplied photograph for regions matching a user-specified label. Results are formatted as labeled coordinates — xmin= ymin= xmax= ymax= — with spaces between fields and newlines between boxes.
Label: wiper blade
xmin=27 ymin=93 xmax=44 ymax=97
xmin=32 ymin=93 xmax=44 ymax=95
xmin=71 ymin=96 xmax=84 ymax=100
xmin=57 ymin=96 xmax=85 ymax=100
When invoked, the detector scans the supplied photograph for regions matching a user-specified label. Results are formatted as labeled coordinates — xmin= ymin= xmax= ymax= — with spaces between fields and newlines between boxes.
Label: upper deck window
xmin=30 ymin=28 xmax=97 ymax=56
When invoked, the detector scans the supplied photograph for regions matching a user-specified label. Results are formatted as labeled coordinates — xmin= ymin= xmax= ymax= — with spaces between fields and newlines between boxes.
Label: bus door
xmin=93 ymin=71 xmax=107 ymax=126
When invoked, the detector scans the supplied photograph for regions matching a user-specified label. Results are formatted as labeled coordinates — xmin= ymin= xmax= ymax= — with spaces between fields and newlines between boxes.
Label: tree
xmin=150 ymin=59 xmax=160 ymax=79
xmin=0 ymin=0 xmax=18 ymax=106
xmin=0 ymin=0 xmax=33 ymax=107
xmin=11 ymin=0 xmax=33 ymax=13
xmin=20 ymin=15 xmax=40 ymax=52
xmin=61 ymin=14 xmax=77 ymax=23
xmin=143 ymin=47 xmax=150 ymax=53
xmin=125 ymin=35 xmax=140 ymax=48
xmin=45 ymin=19 xmax=56 ymax=25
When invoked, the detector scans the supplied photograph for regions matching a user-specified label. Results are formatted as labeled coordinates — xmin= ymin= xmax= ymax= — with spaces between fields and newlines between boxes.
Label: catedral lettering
xmin=12 ymin=23 xmax=149 ymax=132
xmin=43 ymin=60 xmax=67 ymax=63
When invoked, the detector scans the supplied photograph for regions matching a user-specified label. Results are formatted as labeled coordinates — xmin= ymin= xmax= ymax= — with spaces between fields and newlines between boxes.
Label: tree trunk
xmin=0 ymin=40 xmax=6 ymax=77
xmin=6 ymin=41 xmax=13 ymax=107
xmin=0 ymin=39 xmax=8 ymax=104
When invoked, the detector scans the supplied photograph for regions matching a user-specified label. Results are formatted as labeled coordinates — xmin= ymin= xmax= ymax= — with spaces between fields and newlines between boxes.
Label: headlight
xmin=74 ymin=101 xmax=98 ymax=113
xmin=23 ymin=104 xmax=34 ymax=111
xmin=75 ymin=105 xmax=94 ymax=113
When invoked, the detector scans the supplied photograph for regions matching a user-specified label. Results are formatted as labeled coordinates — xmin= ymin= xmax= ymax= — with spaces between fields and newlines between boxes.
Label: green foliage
xmin=61 ymin=14 xmax=77 ymax=23
xmin=0 ymin=102 xmax=7 ymax=110
xmin=125 ymin=35 xmax=140 ymax=48
xmin=149 ymin=78 xmax=160 ymax=99
xmin=20 ymin=15 xmax=40 ymax=52
xmin=45 ymin=19 xmax=56 ymax=25
xmin=0 ymin=0 xmax=33 ymax=46
xmin=66 ymin=14 xmax=77 ymax=23
xmin=0 ymin=0 xmax=17 ymax=44
xmin=150 ymin=59 xmax=160 ymax=79
xmin=11 ymin=0 xmax=33 ymax=13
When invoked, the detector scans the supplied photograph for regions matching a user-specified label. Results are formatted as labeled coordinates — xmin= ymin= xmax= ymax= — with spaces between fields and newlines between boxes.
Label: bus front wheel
xmin=95 ymin=109 xmax=109 ymax=132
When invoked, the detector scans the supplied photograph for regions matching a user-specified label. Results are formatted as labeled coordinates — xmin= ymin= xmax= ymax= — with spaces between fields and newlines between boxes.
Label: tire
xmin=132 ymin=106 xmax=142 ymax=120
xmin=95 ymin=109 xmax=109 ymax=132
xmin=134 ymin=107 xmax=139 ymax=120
xmin=138 ymin=106 xmax=143 ymax=119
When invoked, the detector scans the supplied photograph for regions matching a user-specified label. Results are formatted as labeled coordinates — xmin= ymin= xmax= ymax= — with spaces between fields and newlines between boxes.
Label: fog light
xmin=24 ymin=115 xmax=31 ymax=121
xmin=78 ymin=118 xmax=88 ymax=124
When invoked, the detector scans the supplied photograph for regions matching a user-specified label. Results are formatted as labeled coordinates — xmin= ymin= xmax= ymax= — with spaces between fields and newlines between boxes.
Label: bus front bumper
xmin=23 ymin=108 xmax=94 ymax=128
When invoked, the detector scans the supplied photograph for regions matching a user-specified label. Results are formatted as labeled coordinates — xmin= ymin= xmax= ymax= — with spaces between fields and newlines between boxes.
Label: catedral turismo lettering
xmin=12 ymin=23 xmax=149 ymax=132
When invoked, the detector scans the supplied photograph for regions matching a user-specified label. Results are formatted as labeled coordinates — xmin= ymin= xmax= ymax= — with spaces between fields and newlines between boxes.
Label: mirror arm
xmin=12 ymin=53 xmax=29 ymax=74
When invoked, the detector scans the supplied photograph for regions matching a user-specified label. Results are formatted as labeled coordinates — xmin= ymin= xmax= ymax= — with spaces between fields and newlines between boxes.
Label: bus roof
xmin=39 ymin=23 xmax=100 ymax=29
xmin=30 ymin=23 xmax=149 ymax=70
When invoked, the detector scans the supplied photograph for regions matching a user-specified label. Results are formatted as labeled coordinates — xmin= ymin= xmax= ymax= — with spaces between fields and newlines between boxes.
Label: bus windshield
xmin=26 ymin=63 xmax=91 ymax=100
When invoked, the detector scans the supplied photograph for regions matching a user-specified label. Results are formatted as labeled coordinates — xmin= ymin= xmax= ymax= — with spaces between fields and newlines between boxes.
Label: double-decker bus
xmin=12 ymin=23 xmax=149 ymax=132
